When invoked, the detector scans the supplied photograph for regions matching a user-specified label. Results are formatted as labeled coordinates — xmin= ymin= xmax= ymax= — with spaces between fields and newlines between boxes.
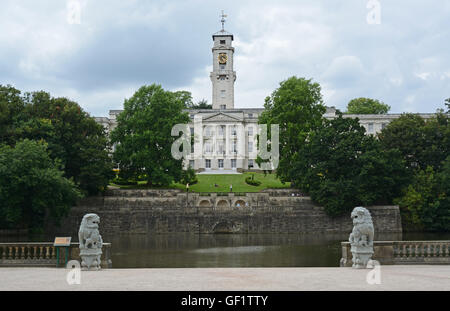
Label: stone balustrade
xmin=340 ymin=240 xmax=450 ymax=266
xmin=0 ymin=242 xmax=112 ymax=268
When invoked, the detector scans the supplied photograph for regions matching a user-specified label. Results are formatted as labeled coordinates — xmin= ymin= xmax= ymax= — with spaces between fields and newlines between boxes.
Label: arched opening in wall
xmin=199 ymin=200 xmax=212 ymax=208
xmin=235 ymin=200 xmax=246 ymax=208
xmin=212 ymin=221 xmax=233 ymax=234
xmin=216 ymin=200 xmax=229 ymax=209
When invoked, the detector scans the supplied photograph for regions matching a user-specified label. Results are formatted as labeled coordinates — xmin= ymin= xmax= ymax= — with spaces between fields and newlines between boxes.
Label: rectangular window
xmin=189 ymin=160 xmax=195 ymax=168
xmin=218 ymin=125 xmax=225 ymax=136
xmin=231 ymin=126 xmax=237 ymax=136
xmin=231 ymin=159 xmax=236 ymax=168
xmin=205 ymin=126 xmax=213 ymax=137
xmin=248 ymin=127 xmax=253 ymax=136
xmin=205 ymin=159 xmax=211 ymax=168
xmin=220 ymin=65 xmax=225 ymax=70
xmin=381 ymin=123 xmax=387 ymax=130
xmin=368 ymin=123 xmax=374 ymax=132
xmin=220 ymin=40 xmax=226 ymax=44
xmin=248 ymin=142 xmax=253 ymax=153
xmin=248 ymin=159 xmax=254 ymax=168
xmin=190 ymin=127 xmax=194 ymax=136
xmin=231 ymin=141 xmax=237 ymax=153
xmin=190 ymin=143 xmax=194 ymax=154
xmin=248 ymin=113 xmax=253 ymax=118
xmin=220 ymin=90 xmax=226 ymax=98
xmin=220 ymin=104 xmax=226 ymax=110
xmin=205 ymin=142 xmax=213 ymax=153
xmin=217 ymin=141 xmax=224 ymax=154
xmin=218 ymin=159 xmax=224 ymax=168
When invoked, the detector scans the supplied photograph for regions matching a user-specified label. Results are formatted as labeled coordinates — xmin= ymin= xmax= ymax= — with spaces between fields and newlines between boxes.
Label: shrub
xmin=245 ymin=176 xmax=261 ymax=186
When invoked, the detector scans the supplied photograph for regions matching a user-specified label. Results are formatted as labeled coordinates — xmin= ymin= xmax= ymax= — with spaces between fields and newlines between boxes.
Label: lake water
xmin=2 ymin=232 xmax=449 ymax=268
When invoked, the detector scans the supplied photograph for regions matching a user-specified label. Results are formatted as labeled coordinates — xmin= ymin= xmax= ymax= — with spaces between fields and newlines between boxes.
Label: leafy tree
xmin=0 ymin=86 xmax=114 ymax=195
xmin=111 ymin=84 xmax=191 ymax=187
xmin=181 ymin=167 xmax=198 ymax=185
xmin=174 ymin=90 xmax=194 ymax=108
xmin=379 ymin=112 xmax=450 ymax=172
xmin=346 ymin=97 xmax=390 ymax=114
xmin=0 ymin=85 xmax=27 ymax=145
xmin=293 ymin=113 xmax=408 ymax=216
xmin=188 ymin=98 xmax=212 ymax=109
xmin=258 ymin=76 xmax=326 ymax=184
xmin=395 ymin=159 xmax=450 ymax=232
xmin=445 ymin=98 xmax=450 ymax=113
xmin=0 ymin=140 xmax=82 ymax=230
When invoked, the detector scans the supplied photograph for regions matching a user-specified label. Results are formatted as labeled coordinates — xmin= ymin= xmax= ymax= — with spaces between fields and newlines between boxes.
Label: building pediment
xmin=201 ymin=112 xmax=242 ymax=122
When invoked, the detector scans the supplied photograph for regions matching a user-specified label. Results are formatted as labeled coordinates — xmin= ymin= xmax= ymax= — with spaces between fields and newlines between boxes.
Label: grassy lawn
xmin=111 ymin=172 xmax=290 ymax=193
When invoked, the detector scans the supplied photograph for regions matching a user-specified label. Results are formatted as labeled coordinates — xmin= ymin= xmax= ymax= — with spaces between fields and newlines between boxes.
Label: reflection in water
xmin=1 ymin=232 xmax=449 ymax=268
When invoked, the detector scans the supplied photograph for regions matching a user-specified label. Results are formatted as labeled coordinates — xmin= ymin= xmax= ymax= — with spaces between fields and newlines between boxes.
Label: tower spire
xmin=220 ymin=10 xmax=227 ymax=31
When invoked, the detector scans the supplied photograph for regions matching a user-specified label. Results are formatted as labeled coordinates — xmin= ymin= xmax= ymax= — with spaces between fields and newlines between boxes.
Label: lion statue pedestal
xmin=78 ymin=213 xmax=103 ymax=271
xmin=348 ymin=207 xmax=374 ymax=269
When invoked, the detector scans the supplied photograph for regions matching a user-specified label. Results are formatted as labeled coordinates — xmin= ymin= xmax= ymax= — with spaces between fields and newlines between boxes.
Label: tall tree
xmin=395 ymin=159 xmax=450 ymax=232
xmin=0 ymin=85 xmax=114 ymax=195
xmin=346 ymin=97 xmax=390 ymax=114
xmin=379 ymin=112 xmax=449 ymax=172
xmin=110 ymin=84 xmax=191 ymax=186
xmin=258 ymin=76 xmax=326 ymax=183
xmin=292 ymin=113 xmax=407 ymax=216
xmin=0 ymin=85 xmax=26 ymax=145
xmin=0 ymin=140 xmax=82 ymax=230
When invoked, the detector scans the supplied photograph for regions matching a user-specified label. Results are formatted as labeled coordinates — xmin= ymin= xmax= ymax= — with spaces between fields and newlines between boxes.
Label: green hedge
xmin=245 ymin=176 xmax=261 ymax=186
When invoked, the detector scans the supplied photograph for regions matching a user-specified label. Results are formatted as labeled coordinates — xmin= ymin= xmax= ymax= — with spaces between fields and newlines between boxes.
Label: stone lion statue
xmin=349 ymin=206 xmax=374 ymax=247
xmin=348 ymin=206 xmax=374 ymax=268
xmin=78 ymin=213 xmax=103 ymax=270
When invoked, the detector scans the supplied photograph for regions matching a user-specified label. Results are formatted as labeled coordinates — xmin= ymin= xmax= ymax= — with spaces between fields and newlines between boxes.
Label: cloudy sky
xmin=1 ymin=0 xmax=449 ymax=117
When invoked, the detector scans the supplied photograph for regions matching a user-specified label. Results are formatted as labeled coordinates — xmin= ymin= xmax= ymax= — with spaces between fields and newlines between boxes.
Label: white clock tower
xmin=210 ymin=11 xmax=236 ymax=110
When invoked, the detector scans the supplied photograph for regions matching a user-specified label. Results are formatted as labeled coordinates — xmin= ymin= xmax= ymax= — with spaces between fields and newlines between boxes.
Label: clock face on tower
xmin=218 ymin=53 xmax=227 ymax=64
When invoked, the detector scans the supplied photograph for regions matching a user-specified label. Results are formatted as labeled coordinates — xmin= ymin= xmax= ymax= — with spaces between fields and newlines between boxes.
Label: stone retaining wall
xmin=48 ymin=189 xmax=402 ymax=236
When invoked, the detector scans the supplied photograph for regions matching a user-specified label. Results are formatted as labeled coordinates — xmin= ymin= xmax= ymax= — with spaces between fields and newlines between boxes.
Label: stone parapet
xmin=0 ymin=242 xmax=112 ymax=268
xmin=47 ymin=190 xmax=402 ymax=236
xmin=340 ymin=240 xmax=450 ymax=266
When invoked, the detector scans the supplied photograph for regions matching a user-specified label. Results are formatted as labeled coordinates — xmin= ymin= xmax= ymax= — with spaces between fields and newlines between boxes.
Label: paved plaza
xmin=0 ymin=265 xmax=448 ymax=291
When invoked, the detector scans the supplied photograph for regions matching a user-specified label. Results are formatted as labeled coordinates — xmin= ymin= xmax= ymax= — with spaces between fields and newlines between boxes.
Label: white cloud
xmin=1 ymin=0 xmax=449 ymax=116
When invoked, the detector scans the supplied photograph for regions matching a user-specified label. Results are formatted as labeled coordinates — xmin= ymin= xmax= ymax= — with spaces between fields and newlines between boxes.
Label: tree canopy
xmin=258 ymin=76 xmax=326 ymax=183
xmin=292 ymin=113 xmax=408 ymax=216
xmin=346 ymin=97 xmax=390 ymax=114
xmin=0 ymin=140 xmax=82 ymax=230
xmin=110 ymin=84 xmax=191 ymax=186
xmin=0 ymin=85 xmax=114 ymax=195
xmin=189 ymin=99 xmax=212 ymax=109
xmin=380 ymin=108 xmax=450 ymax=231
xmin=378 ymin=112 xmax=450 ymax=172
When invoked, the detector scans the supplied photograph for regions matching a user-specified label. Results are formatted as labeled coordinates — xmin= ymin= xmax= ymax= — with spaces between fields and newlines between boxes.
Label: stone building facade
xmin=94 ymin=22 xmax=437 ymax=173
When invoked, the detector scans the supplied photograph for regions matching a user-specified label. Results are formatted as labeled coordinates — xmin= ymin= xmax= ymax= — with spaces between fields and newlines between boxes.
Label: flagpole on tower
xmin=220 ymin=10 xmax=227 ymax=30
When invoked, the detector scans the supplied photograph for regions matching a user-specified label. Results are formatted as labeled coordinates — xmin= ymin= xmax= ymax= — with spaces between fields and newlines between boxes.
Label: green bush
xmin=245 ymin=176 xmax=261 ymax=186
xmin=181 ymin=167 xmax=198 ymax=185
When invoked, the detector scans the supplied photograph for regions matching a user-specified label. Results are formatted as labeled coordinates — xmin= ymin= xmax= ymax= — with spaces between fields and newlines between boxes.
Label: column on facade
xmin=237 ymin=122 xmax=245 ymax=169
xmin=225 ymin=123 xmax=230 ymax=169
xmin=212 ymin=124 xmax=217 ymax=169
xmin=194 ymin=115 xmax=203 ymax=169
